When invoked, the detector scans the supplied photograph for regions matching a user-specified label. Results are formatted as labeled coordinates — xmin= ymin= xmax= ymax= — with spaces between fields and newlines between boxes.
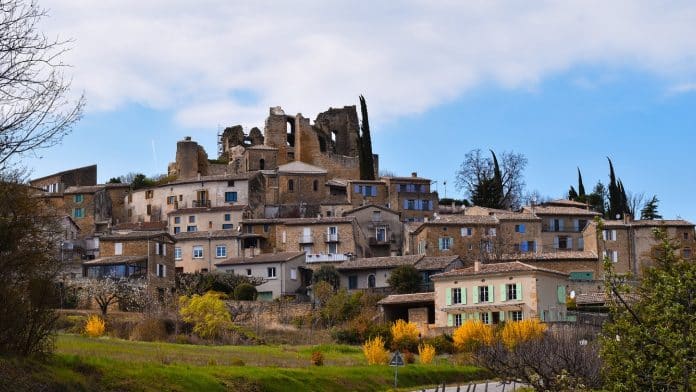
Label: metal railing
xmin=299 ymin=235 xmax=314 ymax=244
xmin=192 ymin=199 xmax=211 ymax=208
xmin=325 ymin=233 xmax=339 ymax=242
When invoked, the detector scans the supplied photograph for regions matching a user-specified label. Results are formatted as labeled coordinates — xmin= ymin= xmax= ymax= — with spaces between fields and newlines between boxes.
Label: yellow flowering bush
xmin=362 ymin=336 xmax=389 ymax=365
xmin=418 ymin=343 xmax=436 ymax=364
xmin=452 ymin=319 xmax=494 ymax=352
xmin=84 ymin=315 xmax=106 ymax=337
xmin=391 ymin=319 xmax=420 ymax=350
xmin=501 ymin=319 xmax=546 ymax=349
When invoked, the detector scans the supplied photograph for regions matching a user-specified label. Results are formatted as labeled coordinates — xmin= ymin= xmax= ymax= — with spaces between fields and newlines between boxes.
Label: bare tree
xmin=626 ymin=191 xmax=646 ymax=218
xmin=455 ymin=149 xmax=527 ymax=210
xmin=70 ymin=277 xmax=147 ymax=316
xmin=0 ymin=0 xmax=84 ymax=169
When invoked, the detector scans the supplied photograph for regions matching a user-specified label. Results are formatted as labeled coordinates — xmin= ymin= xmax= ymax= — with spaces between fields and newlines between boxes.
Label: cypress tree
xmin=490 ymin=150 xmax=504 ymax=207
xmin=577 ymin=168 xmax=586 ymax=197
xmin=358 ymin=95 xmax=375 ymax=180
xmin=568 ymin=186 xmax=579 ymax=200
xmin=607 ymin=158 xmax=622 ymax=219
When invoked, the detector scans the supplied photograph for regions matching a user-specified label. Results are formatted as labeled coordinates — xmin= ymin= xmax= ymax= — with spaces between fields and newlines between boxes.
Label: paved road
xmin=415 ymin=381 xmax=526 ymax=392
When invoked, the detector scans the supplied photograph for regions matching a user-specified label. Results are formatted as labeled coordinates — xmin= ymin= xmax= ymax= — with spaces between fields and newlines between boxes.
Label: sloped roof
xmin=603 ymin=219 xmax=694 ymax=228
xmin=499 ymin=251 xmax=598 ymax=261
xmin=431 ymin=261 xmax=567 ymax=280
xmin=174 ymin=229 xmax=240 ymax=240
xmin=277 ymin=161 xmax=327 ymax=174
xmin=83 ymin=255 xmax=148 ymax=265
xmin=167 ymin=205 xmax=247 ymax=215
xmin=101 ymin=231 xmax=175 ymax=242
xmin=544 ymin=199 xmax=590 ymax=208
xmin=522 ymin=205 xmax=601 ymax=217
xmin=215 ymin=251 xmax=305 ymax=266
xmin=343 ymin=204 xmax=400 ymax=216
xmin=493 ymin=212 xmax=541 ymax=221
xmin=415 ymin=255 xmax=462 ymax=270
xmin=378 ymin=292 xmax=435 ymax=305
xmin=113 ymin=222 xmax=168 ymax=231
xmin=337 ymin=255 xmax=423 ymax=270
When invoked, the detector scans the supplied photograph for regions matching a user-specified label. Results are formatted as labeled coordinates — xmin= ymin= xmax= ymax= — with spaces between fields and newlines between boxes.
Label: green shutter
xmin=446 ymin=287 xmax=452 ymax=306
xmin=557 ymin=285 xmax=567 ymax=304
xmin=500 ymin=311 xmax=505 ymax=322
xmin=438 ymin=238 xmax=443 ymax=250
xmin=473 ymin=286 xmax=479 ymax=303
xmin=474 ymin=312 xmax=479 ymax=320
xmin=500 ymin=284 xmax=507 ymax=301
xmin=488 ymin=285 xmax=494 ymax=303
xmin=447 ymin=314 xmax=454 ymax=327
xmin=488 ymin=311 xmax=493 ymax=324
xmin=461 ymin=287 xmax=467 ymax=305
xmin=516 ymin=283 xmax=522 ymax=300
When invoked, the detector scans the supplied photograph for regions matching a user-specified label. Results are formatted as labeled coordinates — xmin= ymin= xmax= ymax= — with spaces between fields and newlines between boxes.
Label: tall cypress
xmin=490 ymin=150 xmax=504 ymax=207
xmin=577 ymin=168 xmax=586 ymax=197
xmin=358 ymin=95 xmax=375 ymax=180
xmin=607 ymin=157 xmax=622 ymax=219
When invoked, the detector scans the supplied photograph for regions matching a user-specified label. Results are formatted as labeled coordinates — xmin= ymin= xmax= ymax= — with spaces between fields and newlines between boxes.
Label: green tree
xmin=387 ymin=265 xmax=422 ymax=294
xmin=587 ymin=181 xmax=608 ymax=216
xmin=233 ymin=283 xmax=257 ymax=301
xmin=640 ymin=195 xmax=662 ymax=220
xmin=312 ymin=265 xmax=340 ymax=290
xmin=107 ymin=177 xmax=122 ymax=183
xmin=358 ymin=95 xmax=376 ymax=180
xmin=568 ymin=168 xmax=586 ymax=202
xmin=601 ymin=228 xmax=695 ymax=391
xmin=179 ymin=292 xmax=233 ymax=340
xmin=607 ymin=158 xmax=630 ymax=219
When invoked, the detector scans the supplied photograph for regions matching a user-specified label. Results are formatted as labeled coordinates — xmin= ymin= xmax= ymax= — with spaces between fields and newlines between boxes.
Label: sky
xmin=22 ymin=1 xmax=696 ymax=222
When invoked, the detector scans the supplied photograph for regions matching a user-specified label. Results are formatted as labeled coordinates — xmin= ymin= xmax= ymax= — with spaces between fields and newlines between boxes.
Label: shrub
xmin=391 ymin=319 xmax=419 ymax=351
xmin=130 ymin=318 xmax=168 ymax=342
xmin=423 ymin=334 xmax=454 ymax=354
xmin=500 ymin=319 xmax=546 ymax=349
xmin=233 ymin=283 xmax=257 ymax=301
xmin=362 ymin=336 xmax=389 ymax=365
xmin=310 ymin=351 xmax=324 ymax=366
xmin=179 ymin=292 xmax=232 ymax=340
xmin=386 ymin=265 xmax=422 ymax=294
xmin=84 ymin=315 xmax=106 ymax=338
xmin=230 ymin=358 xmax=245 ymax=366
xmin=403 ymin=349 xmax=415 ymax=364
xmin=418 ymin=343 xmax=436 ymax=364
xmin=453 ymin=320 xmax=494 ymax=352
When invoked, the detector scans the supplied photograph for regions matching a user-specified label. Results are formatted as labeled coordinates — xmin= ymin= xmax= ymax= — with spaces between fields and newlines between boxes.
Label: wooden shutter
xmin=438 ymin=238 xmax=444 ymax=250
xmin=500 ymin=284 xmax=507 ymax=301
xmin=516 ymin=283 xmax=522 ymax=300
xmin=499 ymin=311 xmax=505 ymax=322
xmin=488 ymin=285 xmax=494 ymax=302
xmin=473 ymin=286 xmax=479 ymax=303
xmin=520 ymin=223 xmax=525 ymax=233
xmin=461 ymin=287 xmax=467 ymax=305
xmin=557 ymin=285 xmax=566 ymax=304
xmin=602 ymin=230 xmax=607 ymax=240
xmin=446 ymin=288 xmax=452 ymax=306
xmin=568 ymin=237 xmax=573 ymax=249
xmin=553 ymin=236 xmax=559 ymax=249
xmin=447 ymin=314 xmax=454 ymax=327
xmin=559 ymin=219 xmax=565 ymax=231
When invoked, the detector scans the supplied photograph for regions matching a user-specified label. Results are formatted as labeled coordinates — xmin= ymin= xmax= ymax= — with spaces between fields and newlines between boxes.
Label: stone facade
xmin=383 ymin=174 xmax=439 ymax=222
xmin=30 ymin=164 xmax=97 ymax=193
xmin=343 ymin=204 xmax=403 ymax=257
xmin=173 ymin=230 xmax=241 ymax=273
xmin=215 ymin=252 xmax=309 ymax=299
xmin=167 ymin=206 xmax=247 ymax=234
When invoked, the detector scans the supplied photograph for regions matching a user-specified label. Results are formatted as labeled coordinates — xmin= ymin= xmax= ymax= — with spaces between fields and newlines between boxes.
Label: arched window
xmin=313 ymin=179 xmax=318 ymax=192
xmin=288 ymin=179 xmax=294 ymax=192
xmin=259 ymin=159 xmax=265 ymax=170
xmin=368 ymin=274 xmax=376 ymax=288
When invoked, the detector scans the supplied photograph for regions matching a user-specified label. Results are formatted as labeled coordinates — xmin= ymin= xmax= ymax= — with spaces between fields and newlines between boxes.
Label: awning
xmin=440 ymin=303 xmax=525 ymax=313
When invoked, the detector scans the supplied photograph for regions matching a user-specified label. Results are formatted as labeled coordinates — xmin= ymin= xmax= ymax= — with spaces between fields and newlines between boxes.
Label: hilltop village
xmin=31 ymin=103 xmax=696 ymax=330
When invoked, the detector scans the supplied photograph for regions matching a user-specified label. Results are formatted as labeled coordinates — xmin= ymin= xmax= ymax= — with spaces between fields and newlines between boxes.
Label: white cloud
xmin=666 ymin=82 xmax=696 ymax=95
xmin=42 ymin=0 xmax=696 ymax=130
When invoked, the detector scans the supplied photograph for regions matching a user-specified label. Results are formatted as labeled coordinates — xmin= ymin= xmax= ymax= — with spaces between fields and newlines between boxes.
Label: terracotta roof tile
xmin=415 ymin=255 xmax=461 ymax=270
xmin=215 ymin=251 xmax=305 ymax=266
xmin=522 ymin=205 xmax=601 ymax=217
xmin=431 ymin=261 xmax=567 ymax=279
xmin=83 ymin=255 xmax=147 ymax=265
xmin=174 ymin=229 xmax=239 ymax=240
xmin=378 ymin=292 xmax=435 ymax=305
xmin=167 ymin=205 xmax=247 ymax=215
xmin=337 ymin=255 xmax=423 ymax=270
xmin=499 ymin=251 xmax=598 ymax=261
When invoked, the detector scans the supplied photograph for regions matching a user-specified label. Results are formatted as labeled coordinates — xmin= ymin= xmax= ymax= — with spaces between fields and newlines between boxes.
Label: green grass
xmin=2 ymin=334 xmax=490 ymax=391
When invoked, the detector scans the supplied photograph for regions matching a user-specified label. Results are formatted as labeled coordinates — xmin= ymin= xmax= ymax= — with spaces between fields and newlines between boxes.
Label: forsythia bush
xmin=500 ymin=319 xmax=546 ymax=349
xmin=84 ymin=315 xmax=106 ymax=337
xmin=453 ymin=320 xmax=494 ymax=352
xmin=179 ymin=292 xmax=233 ymax=340
xmin=391 ymin=319 xmax=419 ymax=350
xmin=362 ymin=336 xmax=389 ymax=365
xmin=418 ymin=343 xmax=436 ymax=364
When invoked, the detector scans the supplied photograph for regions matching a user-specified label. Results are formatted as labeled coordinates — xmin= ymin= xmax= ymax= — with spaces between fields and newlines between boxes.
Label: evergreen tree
xmin=568 ymin=186 xmax=579 ymax=200
xmin=490 ymin=150 xmax=504 ymax=207
xmin=577 ymin=168 xmax=586 ymax=197
xmin=358 ymin=95 xmax=375 ymax=180
xmin=607 ymin=158 xmax=630 ymax=219
xmin=588 ymin=181 xmax=608 ymax=216
xmin=640 ymin=195 xmax=662 ymax=220
xmin=567 ymin=168 xmax=586 ymax=202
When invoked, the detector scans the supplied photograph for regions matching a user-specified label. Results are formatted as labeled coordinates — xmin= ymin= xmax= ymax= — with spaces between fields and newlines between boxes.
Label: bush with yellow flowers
xmin=452 ymin=319 xmax=494 ymax=352
xmin=390 ymin=319 xmax=420 ymax=351
xmin=362 ymin=336 xmax=390 ymax=365
xmin=84 ymin=314 xmax=106 ymax=338
xmin=418 ymin=343 xmax=436 ymax=364
xmin=500 ymin=319 xmax=546 ymax=349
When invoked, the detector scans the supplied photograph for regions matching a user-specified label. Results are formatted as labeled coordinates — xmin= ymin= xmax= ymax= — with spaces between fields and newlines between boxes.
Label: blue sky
xmin=25 ymin=1 xmax=696 ymax=222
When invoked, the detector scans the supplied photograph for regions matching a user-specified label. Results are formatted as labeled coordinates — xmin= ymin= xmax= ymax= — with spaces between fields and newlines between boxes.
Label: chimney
xmin=474 ymin=260 xmax=480 ymax=272
xmin=184 ymin=136 xmax=192 ymax=141
xmin=624 ymin=213 xmax=633 ymax=224
xmin=411 ymin=172 xmax=417 ymax=178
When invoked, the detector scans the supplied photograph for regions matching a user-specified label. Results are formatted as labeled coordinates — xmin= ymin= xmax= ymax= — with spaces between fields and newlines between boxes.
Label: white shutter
xmin=163 ymin=265 xmax=167 ymax=277
xmin=567 ymin=238 xmax=573 ymax=249
xmin=553 ymin=236 xmax=559 ymax=249
xmin=602 ymin=230 xmax=607 ymax=240
xmin=558 ymin=219 xmax=565 ymax=231
xmin=115 ymin=242 xmax=123 ymax=255
xmin=163 ymin=244 xmax=166 ymax=256
xmin=282 ymin=231 xmax=287 ymax=243
xmin=612 ymin=230 xmax=617 ymax=241
xmin=613 ymin=250 xmax=618 ymax=263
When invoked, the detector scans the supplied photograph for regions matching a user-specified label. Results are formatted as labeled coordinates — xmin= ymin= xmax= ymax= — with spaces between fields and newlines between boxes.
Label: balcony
xmin=325 ymin=233 xmax=339 ymax=242
xmin=542 ymin=224 xmax=584 ymax=233
xmin=299 ymin=235 xmax=314 ymax=244
xmin=369 ymin=233 xmax=394 ymax=246
xmin=192 ymin=199 xmax=211 ymax=208
xmin=305 ymin=253 xmax=349 ymax=263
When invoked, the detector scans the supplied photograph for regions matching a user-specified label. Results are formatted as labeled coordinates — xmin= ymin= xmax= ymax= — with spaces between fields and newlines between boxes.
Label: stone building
xmin=521 ymin=199 xmax=601 ymax=253
xmin=83 ymin=230 xmax=176 ymax=293
xmin=167 ymin=206 xmax=248 ymax=235
xmin=30 ymin=164 xmax=97 ymax=193
xmin=343 ymin=204 xmax=403 ymax=257
xmin=173 ymin=230 xmax=241 ymax=273
xmin=382 ymin=173 xmax=439 ymax=222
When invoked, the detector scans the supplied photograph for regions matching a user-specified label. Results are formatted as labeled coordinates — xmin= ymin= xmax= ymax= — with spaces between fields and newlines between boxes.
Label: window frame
xmin=192 ymin=245 xmax=204 ymax=259
xmin=215 ymin=245 xmax=227 ymax=258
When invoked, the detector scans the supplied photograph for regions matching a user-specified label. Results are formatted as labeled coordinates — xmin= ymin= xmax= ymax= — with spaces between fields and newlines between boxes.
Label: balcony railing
xmin=299 ymin=235 xmax=314 ymax=244
xmin=325 ymin=233 xmax=339 ymax=242
xmin=542 ymin=225 xmax=584 ymax=233
xmin=192 ymin=199 xmax=211 ymax=208
xmin=305 ymin=253 xmax=348 ymax=263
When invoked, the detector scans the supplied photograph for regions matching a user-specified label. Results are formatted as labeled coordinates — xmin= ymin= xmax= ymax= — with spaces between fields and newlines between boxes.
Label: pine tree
xmin=640 ymin=195 xmax=662 ymax=220
xmin=358 ymin=95 xmax=375 ymax=180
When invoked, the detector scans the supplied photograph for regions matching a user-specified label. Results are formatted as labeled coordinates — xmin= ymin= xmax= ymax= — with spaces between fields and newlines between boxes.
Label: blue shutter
xmin=354 ymin=185 xmax=359 ymax=193
xmin=415 ymin=200 xmax=422 ymax=210
xmin=371 ymin=186 xmax=377 ymax=196
xmin=403 ymin=200 xmax=409 ymax=210
xmin=520 ymin=223 xmax=525 ymax=233
xmin=447 ymin=314 xmax=454 ymax=327
xmin=520 ymin=241 xmax=528 ymax=252
xmin=446 ymin=288 xmax=452 ymax=306
xmin=438 ymin=238 xmax=444 ymax=250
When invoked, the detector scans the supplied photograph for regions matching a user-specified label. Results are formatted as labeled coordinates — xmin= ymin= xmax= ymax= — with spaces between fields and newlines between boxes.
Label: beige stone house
xmin=521 ymin=199 xmax=601 ymax=253
xmin=167 ymin=205 xmax=248 ymax=234
xmin=173 ymin=230 xmax=242 ymax=273
xmin=215 ymin=252 xmax=309 ymax=300
xmin=343 ymin=204 xmax=403 ymax=257
xmin=82 ymin=230 xmax=176 ymax=294
xmin=431 ymin=261 xmax=569 ymax=328
xmin=382 ymin=173 xmax=439 ymax=223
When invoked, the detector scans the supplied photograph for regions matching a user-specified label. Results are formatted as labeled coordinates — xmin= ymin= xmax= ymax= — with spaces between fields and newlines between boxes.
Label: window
xmin=461 ymin=227 xmax=473 ymax=236
xmin=480 ymin=311 xmax=490 ymax=324
xmin=552 ymin=219 xmax=561 ymax=232
xmin=557 ymin=236 xmax=570 ymax=249
xmin=452 ymin=288 xmax=462 ymax=304
xmin=246 ymin=269 xmax=252 ymax=276
xmin=145 ymin=190 xmax=153 ymax=199
xmin=313 ymin=180 xmax=318 ymax=192
xmin=376 ymin=227 xmax=387 ymax=242
xmin=156 ymin=264 xmax=166 ymax=277
xmin=487 ymin=228 xmax=497 ymax=236
xmin=225 ymin=192 xmax=238 ymax=202
xmin=174 ymin=217 xmax=181 ymax=224
xmin=368 ymin=274 xmax=376 ymax=288
xmin=483 ymin=240 xmax=493 ymax=253
xmin=263 ymin=224 xmax=270 ymax=233
xmin=372 ymin=211 xmax=381 ymax=222
xmin=74 ymin=194 xmax=83 ymax=203
xmin=259 ymin=159 xmax=265 ymax=170
xmin=267 ymin=267 xmax=276 ymax=278
xmin=454 ymin=314 xmax=463 ymax=327
xmin=421 ymin=200 xmax=430 ymax=211
xmin=115 ymin=242 xmax=123 ymax=255
xmin=215 ymin=245 xmax=227 ymax=258
xmin=174 ymin=247 xmax=182 ymax=260
xmin=511 ymin=311 xmax=523 ymax=321
xmin=602 ymin=230 xmax=617 ymax=241
xmin=188 ymin=216 xmax=195 ymax=223
xmin=519 ymin=241 xmax=535 ymax=253
xmin=290 ymin=268 xmax=297 ymax=280
xmin=73 ymin=208 xmax=84 ymax=219
xmin=328 ymin=242 xmax=338 ymax=254
xmin=479 ymin=286 xmax=489 ymax=302
xmin=417 ymin=240 xmax=426 ymax=255
xmin=128 ymin=193 xmax=133 ymax=203
xmin=684 ymin=247 xmax=692 ymax=258
xmin=166 ymin=196 xmax=176 ymax=205
xmin=505 ymin=283 xmax=519 ymax=300
xmin=193 ymin=246 xmax=203 ymax=259
xmin=569 ymin=271 xmax=593 ymax=281
xmin=439 ymin=237 xmax=452 ymax=251
xmin=227 ymin=180 xmax=235 ymax=187
xmin=288 ymin=179 xmax=294 ymax=192
xmin=578 ymin=219 xmax=587 ymax=232
xmin=187 ymin=226 xmax=197 ymax=232
xmin=684 ymin=232 xmax=689 ymax=240
xmin=222 ymin=224 xmax=233 ymax=229
xmin=515 ymin=224 xmax=525 ymax=233
xmin=603 ymin=250 xmax=619 ymax=263
xmin=224 ymin=214 xmax=231 ymax=221
xmin=348 ymin=275 xmax=358 ymax=289
xmin=146 ymin=204 xmax=152 ymax=215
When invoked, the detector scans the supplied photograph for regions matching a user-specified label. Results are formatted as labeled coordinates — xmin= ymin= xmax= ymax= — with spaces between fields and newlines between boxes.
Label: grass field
xmin=0 ymin=334 xmax=490 ymax=391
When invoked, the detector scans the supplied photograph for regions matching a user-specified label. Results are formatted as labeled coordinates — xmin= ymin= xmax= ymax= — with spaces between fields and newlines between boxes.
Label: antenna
xmin=443 ymin=180 xmax=447 ymax=199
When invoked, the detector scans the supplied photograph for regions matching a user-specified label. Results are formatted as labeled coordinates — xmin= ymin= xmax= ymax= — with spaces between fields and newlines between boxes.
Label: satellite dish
xmin=570 ymin=290 xmax=576 ymax=299
xmin=615 ymin=214 xmax=620 ymax=219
